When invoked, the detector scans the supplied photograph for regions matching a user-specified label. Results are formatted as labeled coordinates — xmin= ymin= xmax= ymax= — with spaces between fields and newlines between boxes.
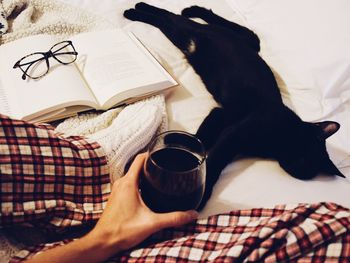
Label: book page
xmin=0 ymin=78 xmax=12 ymax=116
xmin=0 ymin=34 xmax=98 ymax=121
xmin=72 ymin=29 xmax=176 ymax=107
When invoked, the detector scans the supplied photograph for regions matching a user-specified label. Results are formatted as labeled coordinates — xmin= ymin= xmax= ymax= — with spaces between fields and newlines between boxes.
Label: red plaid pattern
xmin=10 ymin=202 xmax=350 ymax=262
xmin=0 ymin=114 xmax=111 ymax=229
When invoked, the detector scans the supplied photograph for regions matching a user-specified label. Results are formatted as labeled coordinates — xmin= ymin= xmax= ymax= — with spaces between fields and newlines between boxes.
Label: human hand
xmin=24 ymin=153 xmax=197 ymax=263
xmin=88 ymin=153 xmax=198 ymax=254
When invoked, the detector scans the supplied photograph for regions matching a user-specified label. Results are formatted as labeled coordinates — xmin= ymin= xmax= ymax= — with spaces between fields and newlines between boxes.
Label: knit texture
xmin=57 ymin=95 xmax=168 ymax=183
xmin=55 ymin=108 xmax=124 ymax=137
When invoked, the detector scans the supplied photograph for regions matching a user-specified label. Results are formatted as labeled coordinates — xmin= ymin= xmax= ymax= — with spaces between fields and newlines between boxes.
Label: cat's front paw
xmin=197 ymin=155 xmax=225 ymax=211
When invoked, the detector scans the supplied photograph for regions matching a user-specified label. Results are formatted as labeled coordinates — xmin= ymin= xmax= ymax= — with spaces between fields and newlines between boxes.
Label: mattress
xmin=60 ymin=0 xmax=350 ymax=218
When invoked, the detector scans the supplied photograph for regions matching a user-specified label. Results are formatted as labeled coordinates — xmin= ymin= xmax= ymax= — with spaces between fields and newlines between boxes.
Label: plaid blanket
xmin=10 ymin=202 xmax=350 ymax=262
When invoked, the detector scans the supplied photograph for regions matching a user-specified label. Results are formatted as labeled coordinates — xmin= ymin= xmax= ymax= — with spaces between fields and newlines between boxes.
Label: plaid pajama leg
xmin=10 ymin=202 xmax=350 ymax=262
xmin=0 ymin=114 xmax=111 ymax=229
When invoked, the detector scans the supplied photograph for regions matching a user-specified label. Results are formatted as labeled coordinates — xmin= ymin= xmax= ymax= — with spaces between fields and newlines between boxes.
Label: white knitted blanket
xmin=0 ymin=0 xmax=167 ymax=261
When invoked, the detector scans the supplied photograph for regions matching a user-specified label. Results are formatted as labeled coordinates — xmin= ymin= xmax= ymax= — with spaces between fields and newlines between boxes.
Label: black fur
xmin=124 ymin=3 xmax=345 ymax=209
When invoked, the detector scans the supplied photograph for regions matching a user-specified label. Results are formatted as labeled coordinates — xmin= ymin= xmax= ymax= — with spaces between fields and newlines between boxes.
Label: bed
xmin=2 ymin=0 xmax=350 ymax=261
xmin=57 ymin=0 xmax=350 ymax=217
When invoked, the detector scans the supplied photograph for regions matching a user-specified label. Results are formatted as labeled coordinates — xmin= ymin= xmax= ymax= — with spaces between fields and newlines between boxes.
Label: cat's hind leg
xmin=125 ymin=2 xmax=179 ymax=25
xmin=124 ymin=5 xmax=164 ymax=27
xmin=182 ymin=6 xmax=260 ymax=52
xmin=133 ymin=2 xmax=172 ymax=15
xmin=124 ymin=4 xmax=204 ymax=57
xmin=181 ymin=6 xmax=251 ymax=35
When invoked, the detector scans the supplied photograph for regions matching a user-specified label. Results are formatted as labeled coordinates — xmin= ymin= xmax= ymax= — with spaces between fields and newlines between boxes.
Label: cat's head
xmin=278 ymin=121 xmax=345 ymax=180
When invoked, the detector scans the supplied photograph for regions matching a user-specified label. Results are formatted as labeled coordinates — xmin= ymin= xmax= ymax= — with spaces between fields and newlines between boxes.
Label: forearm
xmin=24 ymin=231 xmax=121 ymax=263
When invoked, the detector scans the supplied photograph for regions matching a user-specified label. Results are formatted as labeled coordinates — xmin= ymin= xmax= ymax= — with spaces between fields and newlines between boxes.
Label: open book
xmin=0 ymin=29 xmax=177 ymax=122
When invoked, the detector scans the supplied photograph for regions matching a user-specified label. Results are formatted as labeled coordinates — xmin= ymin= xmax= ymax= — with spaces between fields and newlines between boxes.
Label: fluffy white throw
xmin=0 ymin=0 xmax=112 ymax=43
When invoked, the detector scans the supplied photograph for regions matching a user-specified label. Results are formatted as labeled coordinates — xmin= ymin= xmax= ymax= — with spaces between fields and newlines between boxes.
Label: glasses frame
xmin=13 ymin=40 xmax=78 ymax=80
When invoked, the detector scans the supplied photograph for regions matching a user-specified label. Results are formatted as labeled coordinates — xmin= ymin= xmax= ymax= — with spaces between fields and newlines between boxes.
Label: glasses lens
xmin=19 ymin=54 xmax=48 ymax=79
xmin=51 ymin=41 xmax=77 ymax=64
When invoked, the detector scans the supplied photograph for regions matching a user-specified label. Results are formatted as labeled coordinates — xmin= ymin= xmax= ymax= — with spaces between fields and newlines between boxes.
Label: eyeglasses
xmin=13 ymin=41 xmax=78 ymax=80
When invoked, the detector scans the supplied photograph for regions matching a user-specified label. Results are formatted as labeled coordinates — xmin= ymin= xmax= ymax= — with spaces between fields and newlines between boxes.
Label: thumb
xmin=125 ymin=152 xmax=147 ymax=184
xmin=155 ymin=210 xmax=199 ymax=229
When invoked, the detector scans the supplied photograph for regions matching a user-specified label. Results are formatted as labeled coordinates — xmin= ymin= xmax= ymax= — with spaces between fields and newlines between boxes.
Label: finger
xmin=155 ymin=210 xmax=199 ymax=229
xmin=125 ymin=152 xmax=148 ymax=184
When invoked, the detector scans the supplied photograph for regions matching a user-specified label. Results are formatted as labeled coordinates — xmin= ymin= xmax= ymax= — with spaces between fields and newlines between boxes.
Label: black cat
xmin=124 ymin=3 xmax=345 ymax=209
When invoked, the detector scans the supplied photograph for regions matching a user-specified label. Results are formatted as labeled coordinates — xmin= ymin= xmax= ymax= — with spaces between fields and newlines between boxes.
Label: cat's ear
xmin=323 ymin=157 xmax=346 ymax=178
xmin=315 ymin=121 xmax=340 ymax=139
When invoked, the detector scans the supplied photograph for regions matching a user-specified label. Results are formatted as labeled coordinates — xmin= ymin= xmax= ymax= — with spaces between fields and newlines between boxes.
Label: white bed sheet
xmin=60 ymin=0 xmax=350 ymax=217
